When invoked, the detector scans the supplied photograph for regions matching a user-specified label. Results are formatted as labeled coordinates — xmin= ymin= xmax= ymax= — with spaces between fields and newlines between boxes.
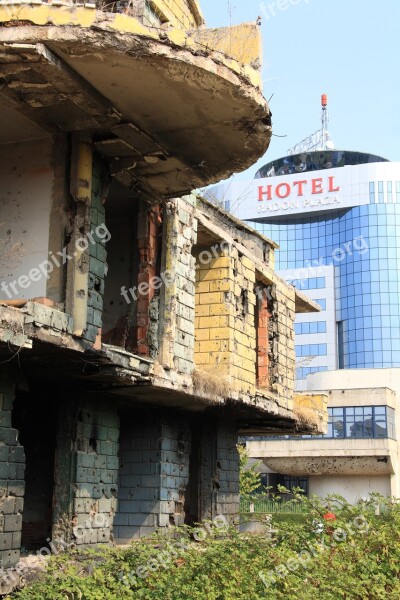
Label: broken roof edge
xmin=0 ymin=5 xmax=262 ymax=88
xmin=196 ymin=194 xmax=279 ymax=250
xmin=187 ymin=0 xmax=205 ymax=27
xmin=294 ymin=290 xmax=321 ymax=314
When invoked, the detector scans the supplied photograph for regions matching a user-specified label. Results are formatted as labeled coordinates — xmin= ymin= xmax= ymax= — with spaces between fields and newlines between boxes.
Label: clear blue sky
xmin=200 ymin=0 xmax=400 ymax=179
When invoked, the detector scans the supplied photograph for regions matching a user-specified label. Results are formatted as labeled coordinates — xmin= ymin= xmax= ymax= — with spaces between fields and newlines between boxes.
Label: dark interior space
xmin=12 ymin=389 xmax=57 ymax=551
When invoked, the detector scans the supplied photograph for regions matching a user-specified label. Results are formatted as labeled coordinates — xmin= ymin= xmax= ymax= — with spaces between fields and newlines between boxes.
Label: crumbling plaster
xmin=0 ymin=13 xmax=271 ymax=198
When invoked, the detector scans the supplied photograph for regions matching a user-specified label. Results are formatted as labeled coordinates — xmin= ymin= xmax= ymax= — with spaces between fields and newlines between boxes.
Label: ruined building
xmin=0 ymin=0 xmax=326 ymax=568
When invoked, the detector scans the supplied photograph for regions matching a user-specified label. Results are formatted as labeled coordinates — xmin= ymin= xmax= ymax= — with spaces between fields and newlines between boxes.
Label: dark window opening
xmin=278 ymin=475 xmax=309 ymax=496
xmin=12 ymin=390 xmax=57 ymax=551
xmin=255 ymin=283 xmax=270 ymax=389
xmin=255 ymin=150 xmax=388 ymax=179
xmin=102 ymin=182 xmax=163 ymax=356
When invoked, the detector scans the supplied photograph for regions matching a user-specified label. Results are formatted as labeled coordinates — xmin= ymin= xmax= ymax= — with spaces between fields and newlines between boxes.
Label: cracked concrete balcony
xmin=0 ymin=0 xmax=271 ymax=198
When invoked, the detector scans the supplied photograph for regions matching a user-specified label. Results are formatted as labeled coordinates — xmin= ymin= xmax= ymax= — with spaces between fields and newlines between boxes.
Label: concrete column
xmin=115 ymin=412 xmax=240 ymax=542
xmin=52 ymin=395 xmax=119 ymax=547
xmin=115 ymin=412 xmax=191 ymax=542
xmin=198 ymin=419 xmax=240 ymax=522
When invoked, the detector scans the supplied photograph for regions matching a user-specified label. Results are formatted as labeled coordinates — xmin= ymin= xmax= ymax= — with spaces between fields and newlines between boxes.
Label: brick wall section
xmin=231 ymin=250 xmax=257 ymax=392
xmin=159 ymin=419 xmax=191 ymax=527
xmin=133 ymin=0 xmax=202 ymax=29
xmin=214 ymin=423 xmax=240 ymax=519
xmin=269 ymin=281 xmax=296 ymax=407
xmin=0 ymin=370 xmax=25 ymax=568
xmin=161 ymin=196 xmax=197 ymax=375
xmin=194 ymin=245 xmax=257 ymax=394
xmin=115 ymin=416 xmax=161 ymax=542
xmin=115 ymin=414 xmax=191 ymax=542
xmin=86 ymin=155 xmax=108 ymax=344
xmin=256 ymin=286 xmax=270 ymax=388
xmin=72 ymin=398 xmax=119 ymax=546
xmin=194 ymin=247 xmax=233 ymax=380
xmin=198 ymin=420 xmax=239 ymax=522
xmin=135 ymin=204 xmax=161 ymax=357
xmin=173 ymin=198 xmax=197 ymax=375
xmin=161 ymin=0 xmax=200 ymax=28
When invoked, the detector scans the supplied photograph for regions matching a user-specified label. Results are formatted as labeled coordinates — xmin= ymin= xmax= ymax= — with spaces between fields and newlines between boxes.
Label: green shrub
xmin=272 ymin=513 xmax=308 ymax=525
xmin=6 ymin=494 xmax=400 ymax=600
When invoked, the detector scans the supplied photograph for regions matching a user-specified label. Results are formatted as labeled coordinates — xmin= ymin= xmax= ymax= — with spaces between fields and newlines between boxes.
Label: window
xmin=337 ymin=321 xmax=344 ymax=369
xmin=387 ymin=181 xmax=393 ymax=203
xmin=280 ymin=476 xmax=308 ymax=496
xmin=313 ymin=298 xmax=326 ymax=310
xmin=296 ymin=366 xmax=328 ymax=380
xmin=369 ymin=182 xmax=376 ymax=203
xmin=296 ymin=344 xmax=327 ymax=357
xmin=266 ymin=406 xmax=395 ymax=441
xmin=323 ymin=406 xmax=394 ymax=440
xmin=288 ymin=277 xmax=326 ymax=291
xmin=295 ymin=321 xmax=326 ymax=335
xmin=378 ymin=181 xmax=384 ymax=203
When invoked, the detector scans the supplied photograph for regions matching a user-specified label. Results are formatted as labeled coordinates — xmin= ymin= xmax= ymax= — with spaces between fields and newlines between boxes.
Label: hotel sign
xmin=228 ymin=166 xmax=371 ymax=221
xmin=257 ymin=176 xmax=341 ymax=215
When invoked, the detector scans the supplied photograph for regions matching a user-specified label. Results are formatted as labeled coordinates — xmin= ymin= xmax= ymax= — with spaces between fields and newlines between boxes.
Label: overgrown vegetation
xmin=5 ymin=494 xmax=400 ymax=599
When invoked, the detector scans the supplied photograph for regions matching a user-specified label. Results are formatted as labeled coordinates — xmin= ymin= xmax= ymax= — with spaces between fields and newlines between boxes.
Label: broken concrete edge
xmin=196 ymin=195 xmax=279 ymax=250
xmin=187 ymin=0 xmax=204 ymax=27
xmin=0 ymin=7 xmax=263 ymax=89
xmin=294 ymin=290 xmax=321 ymax=314
xmin=0 ymin=304 xmax=321 ymax=433
xmin=194 ymin=210 xmax=278 ymax=289
xmin=294 ymin=392 xmax=328 ymax=434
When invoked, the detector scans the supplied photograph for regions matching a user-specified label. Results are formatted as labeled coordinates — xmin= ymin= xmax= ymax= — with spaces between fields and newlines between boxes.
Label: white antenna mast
xmin=287 ymin=94 xmax=335 ymax=156
xmin=321 ymin=93 xmax=329 ymax=150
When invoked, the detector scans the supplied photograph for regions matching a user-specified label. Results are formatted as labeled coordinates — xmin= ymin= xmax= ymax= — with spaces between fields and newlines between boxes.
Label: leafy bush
xmin=271 ymin=512 xmax=308 ymax=525
xmin=6 ymin=494 xmax=400 ymax=600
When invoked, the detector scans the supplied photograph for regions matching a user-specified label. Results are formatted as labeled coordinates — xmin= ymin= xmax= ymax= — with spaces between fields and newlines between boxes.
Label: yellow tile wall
xmin=194 ymin=247 xmax=257 ymax=394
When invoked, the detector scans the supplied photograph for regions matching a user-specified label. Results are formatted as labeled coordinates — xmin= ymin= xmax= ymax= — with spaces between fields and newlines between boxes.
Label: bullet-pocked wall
xmin=52 ymin=394 xmax=119 ymax=547
xmin=115 ymin=412 xmax=191 ymax=542
xmin=193 ymin=244 xmax=258 ymax=394
xmin=159 ymin=196 xmax=197 ymax=376
xmin=268 ymin=279 xmax=296 ymax=405
xmin=115 ymin=411 xmax=240 ymax=543
xmin=0 ymin=138 xmax=64 ymax=303
xmin=85 ymin=154 xmax=109 ymax=345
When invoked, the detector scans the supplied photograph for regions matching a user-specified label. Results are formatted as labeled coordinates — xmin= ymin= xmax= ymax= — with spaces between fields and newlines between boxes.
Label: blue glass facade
xmin=252 ymin=200 xmax=400 ymax=369
xmin=210 ymin=150 xmax=400 ymax=376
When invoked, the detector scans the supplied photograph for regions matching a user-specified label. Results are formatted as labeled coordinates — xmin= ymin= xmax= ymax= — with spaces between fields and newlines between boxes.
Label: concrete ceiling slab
xmin=0 ymin=25 xmax=271 ymax=198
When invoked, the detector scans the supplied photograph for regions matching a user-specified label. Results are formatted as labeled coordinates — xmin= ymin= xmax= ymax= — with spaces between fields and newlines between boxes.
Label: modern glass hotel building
xmin=208 ymin=149 xmax=400 ymax=389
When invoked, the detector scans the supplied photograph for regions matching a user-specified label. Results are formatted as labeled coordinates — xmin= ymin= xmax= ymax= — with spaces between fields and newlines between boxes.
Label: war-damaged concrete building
xmin=0 ymin=0 xmax=326 ymax=569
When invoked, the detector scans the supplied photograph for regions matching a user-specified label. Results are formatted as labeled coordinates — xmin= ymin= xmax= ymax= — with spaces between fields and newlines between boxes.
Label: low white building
xmin=248 ymin=369 xmax=400 ymax=502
